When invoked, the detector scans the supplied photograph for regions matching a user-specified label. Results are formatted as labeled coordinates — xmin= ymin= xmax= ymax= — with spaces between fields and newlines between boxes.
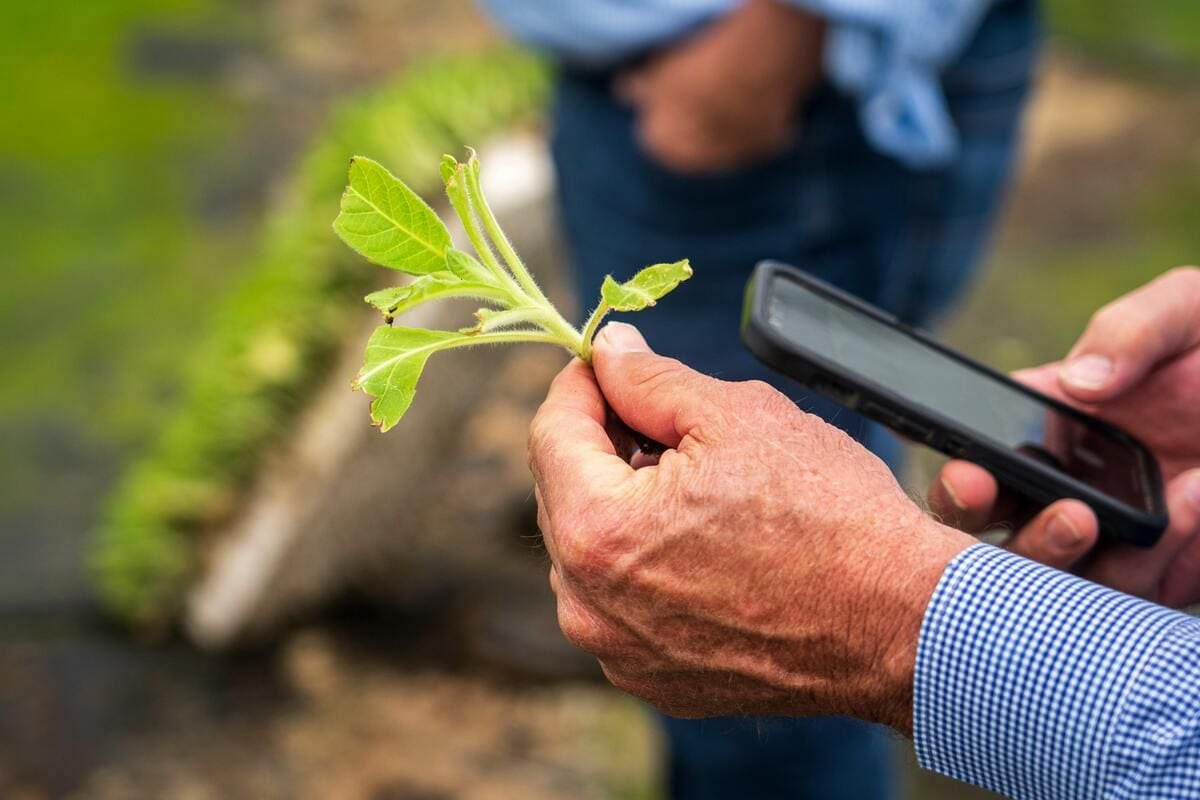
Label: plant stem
xmin=578 ymin=300 xmax=611 ymax=364
xmin=446 ymin=167 xmax=582 ymax=349
xmin=546 ymin=313 xmax=585 ymax=354
xmin=436 ymin=329 xmax=576 ymax=354
xmin=447 ymin=156 xmax=583 ymax=354
xmin=475 ymin=306 xmax=570 ymax=335
xmin=445 ymin=175 xmax=527 ymax=300
xmin=463 ymin=162 xmax=543 ymax=300
xmin=462 ymin=159 xmax=580 ymax=342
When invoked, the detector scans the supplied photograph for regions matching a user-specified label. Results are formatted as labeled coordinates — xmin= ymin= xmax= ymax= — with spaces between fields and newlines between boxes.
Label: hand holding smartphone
xmin=741 ymin=261 xmax=1168 ymax=547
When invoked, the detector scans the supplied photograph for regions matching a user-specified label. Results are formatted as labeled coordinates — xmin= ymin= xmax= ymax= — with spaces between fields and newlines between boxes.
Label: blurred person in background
xmin=481 ymin=0 xmax=1040 ymax=797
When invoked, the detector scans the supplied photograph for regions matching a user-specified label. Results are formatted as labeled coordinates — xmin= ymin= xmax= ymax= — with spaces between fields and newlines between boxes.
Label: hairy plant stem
xmin=445 ymin=163 xmax=581 ymax=351
xmin=436 ymin=329 xmax=574 ymax=354
xmin=578 ymin=299 xmax=611 ymax=364
xmin=446 ymin=180 xmax=526 ymax=300
xmin=461 ymin=159 xmax=581 ymax=346
xmin=463 ymin=159 xmax=546 ymax=305
xmin=473 ymin=306 xmax=568 ymax=336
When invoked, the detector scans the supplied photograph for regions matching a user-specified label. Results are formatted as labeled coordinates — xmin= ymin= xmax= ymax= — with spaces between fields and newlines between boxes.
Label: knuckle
xmin=741 ymin=381 xmax=799 ymax=425
xmin=559 ymin=518 xmax=622 ymax=578
xmin=527 ymin=410 xmax=553 ymax=464
xmin=691 ymin=380 xmax=788 ymax=442
xmin=629 ymin=358 xmax=689 ymax=395
xmin=1118 ymin=315 xmax=1160 ymax=356
xmin=552 ymin=488 xmax=640 ymax=579
xmin=1086 ymin=301 xmax=1119 ymax=334
xmin=599 ymin=661 xmax=646 ymax=698
xmin=558 ymin=606 xmax=610 ymax=656
xmin=1091 ymin=302 xmax=1157 ymax=353
xmin=557 ymin=613 xmax=595 ymax=653
xmin=550 ymin=509 xmax=586 ymax=566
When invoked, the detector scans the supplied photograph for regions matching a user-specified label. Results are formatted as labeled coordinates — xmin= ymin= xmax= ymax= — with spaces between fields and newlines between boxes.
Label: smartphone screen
xmin=764 ymin=273 xmax=1155 ymax=512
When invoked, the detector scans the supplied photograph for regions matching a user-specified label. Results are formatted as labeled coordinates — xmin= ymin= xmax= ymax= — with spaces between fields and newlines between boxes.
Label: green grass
xmin=1046 ymin=0 xmax=1200 ymax=70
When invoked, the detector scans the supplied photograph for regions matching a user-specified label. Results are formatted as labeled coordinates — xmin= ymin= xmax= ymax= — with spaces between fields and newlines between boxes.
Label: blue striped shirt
xmin=480 ymin=0 xmax=996 ymax=168
xmin=916 ymin=544 xmax=1200 ymax=798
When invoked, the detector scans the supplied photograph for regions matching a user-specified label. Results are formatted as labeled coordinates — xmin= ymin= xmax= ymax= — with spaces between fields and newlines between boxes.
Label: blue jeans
xmin=550 ymin=0 xmax=1039 ymax=796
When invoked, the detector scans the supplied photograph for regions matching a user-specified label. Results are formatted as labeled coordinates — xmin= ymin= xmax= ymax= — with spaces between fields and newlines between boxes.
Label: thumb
xmin=1012 ymin=362 xmax=1064 ymax=400
xmin=1059 ymin=267 xmax=1200 ymax=403
xmin=591 ymin=322 xmax=729 ymax=448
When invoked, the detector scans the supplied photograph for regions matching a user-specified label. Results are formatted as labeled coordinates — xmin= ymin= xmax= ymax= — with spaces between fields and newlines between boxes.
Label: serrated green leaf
xmin=353 ymin=327 xmax=467 ymax=431
xmin=363 ymin=271 xmax=507 ymax=320
xmin=600 ymin=259 xmax=693 ymax=312
xmin=340 ymin=152 xmax=689 ymax=433
xmin=445 ymin=247 xmax=493 ymax=283
xmin=334 ymin=156 xmax=451 ymax=275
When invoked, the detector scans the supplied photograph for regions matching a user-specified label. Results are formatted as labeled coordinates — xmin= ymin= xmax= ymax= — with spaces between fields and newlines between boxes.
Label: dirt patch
xmin=1001 ymin=53 xmax=1200 ymax=246
xmin=57 ymin=628 xmax=659 ymax=800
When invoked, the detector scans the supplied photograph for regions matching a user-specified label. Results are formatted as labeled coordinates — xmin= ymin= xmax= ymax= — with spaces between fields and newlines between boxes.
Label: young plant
xmin=333 ymin=151 xmax=692 ymax=431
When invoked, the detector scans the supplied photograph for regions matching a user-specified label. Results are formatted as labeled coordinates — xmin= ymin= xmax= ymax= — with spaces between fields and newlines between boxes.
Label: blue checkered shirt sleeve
xmin=914 ymin=543 xmax=1200 ymax=799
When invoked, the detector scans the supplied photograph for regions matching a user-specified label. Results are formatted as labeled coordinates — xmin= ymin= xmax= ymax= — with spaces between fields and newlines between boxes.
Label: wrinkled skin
xmin=931 ymin=267 xmax=1200 ymax=606
xmin=616 ymin=0 xmax=825 ymax=174
xmin=529 ymin=323 xmax=972 ymax=732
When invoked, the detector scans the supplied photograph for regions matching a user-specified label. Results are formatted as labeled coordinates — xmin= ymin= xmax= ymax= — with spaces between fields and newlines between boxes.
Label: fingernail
xmin=1047 ymin=512 xmax=1083 ymax=550
xmin=939 ymin=477 xmax=967 ymax=511
xmin=598 ymin=322 xmax=649 ymax=354
xmin=1061 ymin=355 xmax=1114 ymax=390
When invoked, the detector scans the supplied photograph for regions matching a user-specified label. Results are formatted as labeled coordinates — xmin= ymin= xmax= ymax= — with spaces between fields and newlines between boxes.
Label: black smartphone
xmin=740 ymin=260 xmax=1168 ymax=547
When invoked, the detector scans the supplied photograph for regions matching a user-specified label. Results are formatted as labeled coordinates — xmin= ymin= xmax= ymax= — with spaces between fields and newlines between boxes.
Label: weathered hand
xmin=930 ymin=267 xmax=1200 ymax=606
xmin=529 ymin=323 xmax=973 ymax=731
xmin=615 ymin=0 xmax=824 ymax=174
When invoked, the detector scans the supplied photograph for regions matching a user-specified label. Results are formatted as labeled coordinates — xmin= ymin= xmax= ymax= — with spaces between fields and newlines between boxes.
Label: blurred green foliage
xmin=1046 ymin=0 xmax=1200 ymax=69
xmin=93 ymin=50 xmax=549 ymax=629
xmin=0 ymin=2 xmax=250 ymax=438
xmin=0 ymin=1 xmax=258 ymax=604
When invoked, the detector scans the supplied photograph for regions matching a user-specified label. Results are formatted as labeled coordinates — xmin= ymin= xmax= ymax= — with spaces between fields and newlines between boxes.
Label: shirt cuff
xmin=914 ymin=544 xmax=1185 ymax=798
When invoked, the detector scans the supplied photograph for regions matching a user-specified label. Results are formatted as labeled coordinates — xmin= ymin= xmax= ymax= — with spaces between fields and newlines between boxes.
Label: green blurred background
xmin=1 ymin=1 xmax=257 ymax=608
xmin=1 ymin=1 xmax=1198 ymax=797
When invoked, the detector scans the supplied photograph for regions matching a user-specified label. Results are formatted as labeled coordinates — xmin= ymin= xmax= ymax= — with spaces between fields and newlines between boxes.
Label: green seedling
xmin=333 ymin=151 xmax=692 ymax=431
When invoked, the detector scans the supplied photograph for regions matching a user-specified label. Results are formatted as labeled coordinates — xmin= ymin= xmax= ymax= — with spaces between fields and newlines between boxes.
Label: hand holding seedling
xmin=528 ymin=322 xmax=973 ymax=732
xmin=930 ymin=267 xmax=1200 ymax=606
xmin=333 ymin=151 xmax=691 ymax=430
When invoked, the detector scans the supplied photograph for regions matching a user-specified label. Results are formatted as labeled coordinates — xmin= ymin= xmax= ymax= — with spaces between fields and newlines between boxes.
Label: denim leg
xmin=549 ymin=3 xmax=1038 ymax=797
xmin=662 ymin=716 xmax=898 ymax=800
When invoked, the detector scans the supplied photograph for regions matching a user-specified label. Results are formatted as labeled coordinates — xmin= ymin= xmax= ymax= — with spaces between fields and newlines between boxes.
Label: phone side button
xmin=860 ymin=401 xmax=902 ymax=430
xmin=861 ymin=401 xmax=933 ymax=443
xmin=943 ymin=434 xmax=970 ymax=457
xmin=896 ymin=419 xmax=933 ymax=444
